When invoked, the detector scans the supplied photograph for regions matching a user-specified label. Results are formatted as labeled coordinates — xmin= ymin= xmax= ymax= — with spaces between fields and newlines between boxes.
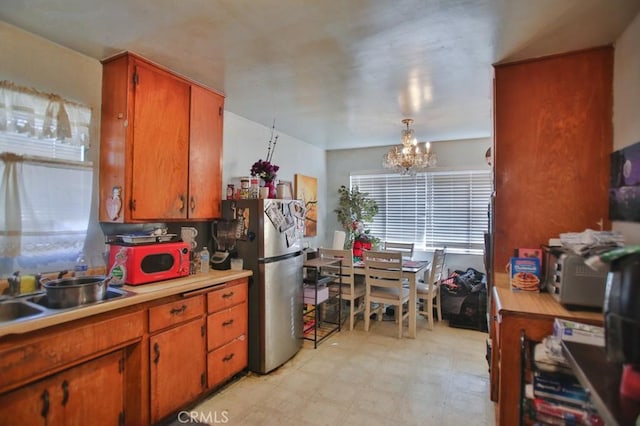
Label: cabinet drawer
xmin=207 ymin=279 xmax=247 ymax=313
xmin=0 ymin=310 xmax=144 ymax=392
xmin=207 ymin=303 xmax=248 ymax=351
xmin=207 ymin=337 xmax=247 ymax=389
xmin=149 ymin=296 xmax=204 ymax=333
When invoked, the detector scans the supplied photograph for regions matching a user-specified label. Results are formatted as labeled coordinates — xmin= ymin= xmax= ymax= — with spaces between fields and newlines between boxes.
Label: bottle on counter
xmin=200 ymin=247 xmax=210 ymax=273
xmin=75 ymin=252 xmax=88 ymax=277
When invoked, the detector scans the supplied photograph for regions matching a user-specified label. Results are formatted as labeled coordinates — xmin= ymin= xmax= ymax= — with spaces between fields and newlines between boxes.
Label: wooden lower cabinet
xmin=0 ymin=349 xmax=125 ymax=426
xmin=150 ymin=316 xmax=206 ymax=424
xmin=490 ymin=277 xmax=604 ymax=426
xmin=0 ymin=277 xmax=250 ymax=425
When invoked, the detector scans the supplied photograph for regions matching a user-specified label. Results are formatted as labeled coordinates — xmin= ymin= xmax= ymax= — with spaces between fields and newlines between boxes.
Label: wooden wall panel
xmin=493 ymin=47 xmax=613 ymax=272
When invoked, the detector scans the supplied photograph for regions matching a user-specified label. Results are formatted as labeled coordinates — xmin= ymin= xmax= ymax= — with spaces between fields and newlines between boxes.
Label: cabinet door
xmin=189 ymin=86 xmax=224 ymax=219
xmin=131 ymin=60 xmax=190 ymax=220
xmin=59 ymin=350 xmax=125 ymax=426
xmin=493 ymin=47 xmax=613 ymax=270
xmin=0 ymin=350 xmax=125 ymax=426
xmin=0 ymin=377 xmax=64 ymax=426
xmin=150 ymin=318 xmax=206 ymax=423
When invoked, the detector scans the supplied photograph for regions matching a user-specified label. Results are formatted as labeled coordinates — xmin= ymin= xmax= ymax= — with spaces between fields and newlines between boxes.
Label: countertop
xmin=0 ymin=269 xmax=252 ymax=338
xmin=493 ymin=272 xmax=604 ymax=324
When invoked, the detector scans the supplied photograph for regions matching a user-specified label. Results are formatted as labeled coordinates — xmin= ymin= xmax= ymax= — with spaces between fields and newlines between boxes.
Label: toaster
xmin=545 ymin=250 xmax=608 ymax=309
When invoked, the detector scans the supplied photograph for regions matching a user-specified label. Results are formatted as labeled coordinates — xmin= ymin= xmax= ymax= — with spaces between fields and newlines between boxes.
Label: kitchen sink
xmin=0 ymin=301 xmax=45 ymax=322
xmin=27 ymin=287 xmax=133 ymax=310
xmin=0 ymin=287 xmax=135 ymax=325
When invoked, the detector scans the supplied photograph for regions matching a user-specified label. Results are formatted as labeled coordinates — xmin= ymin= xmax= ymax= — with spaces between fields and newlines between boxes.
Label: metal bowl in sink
xmin=0 ymin=301 xmax=44 ymax=322
xmin=42 ymin=276 xmax=111 ymax=309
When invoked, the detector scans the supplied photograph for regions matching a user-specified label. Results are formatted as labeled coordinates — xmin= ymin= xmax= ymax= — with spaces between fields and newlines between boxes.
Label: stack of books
xmin=523 ymin=321 xmax=605 ymax=424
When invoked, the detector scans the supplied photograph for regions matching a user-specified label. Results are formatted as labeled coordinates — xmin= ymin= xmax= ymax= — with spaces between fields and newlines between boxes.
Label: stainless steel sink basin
xmin=0 ymin=287 xmax=135 ymax=325
xmin=0 ymin=301 xmax=45 ymax=322
xmin=28 ymin=288 xmax=131 ymax=309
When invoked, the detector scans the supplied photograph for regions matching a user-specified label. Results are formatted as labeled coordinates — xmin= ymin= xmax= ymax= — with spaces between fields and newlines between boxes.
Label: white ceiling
xmin=2 ymin=0 xmax=639 ymax=150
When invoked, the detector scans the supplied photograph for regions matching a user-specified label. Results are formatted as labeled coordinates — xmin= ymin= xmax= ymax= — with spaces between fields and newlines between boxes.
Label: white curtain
xmin=0 ymin=154 xmax=92 ymax=274
xmin=0 ymin=81 xmax=93 ymax=275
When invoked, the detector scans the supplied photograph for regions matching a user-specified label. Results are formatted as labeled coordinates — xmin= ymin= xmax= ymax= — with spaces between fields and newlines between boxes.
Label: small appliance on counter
xmin=543 ymin=246 xmax=608 ymax=309
xmin=603 ymin=247 xmax=640 ymax=401
xmin=107 ymin=241 xmax=190 ymax=285
xmin=211 ymin=219 xmax=239 ymax=270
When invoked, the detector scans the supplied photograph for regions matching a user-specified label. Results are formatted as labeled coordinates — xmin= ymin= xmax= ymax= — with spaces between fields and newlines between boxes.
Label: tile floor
xmin=189 ymin=317 xmax=495 ymax=426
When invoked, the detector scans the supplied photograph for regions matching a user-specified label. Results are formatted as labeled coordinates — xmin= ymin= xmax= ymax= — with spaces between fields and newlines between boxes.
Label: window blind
xmin=350 ymin=170 xmax=492 ymax=253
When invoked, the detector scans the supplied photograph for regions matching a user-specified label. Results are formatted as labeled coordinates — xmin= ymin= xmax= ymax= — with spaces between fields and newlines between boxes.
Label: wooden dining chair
xmin=363 ymin=251 xmax=409 ymax=338
xmin=383 ymin=241 xmax=414 ymax=259
xmin=318 ymin=248 xmax=364 ymax=331
xmin=417 ymin=248 xmax=446 ymax=330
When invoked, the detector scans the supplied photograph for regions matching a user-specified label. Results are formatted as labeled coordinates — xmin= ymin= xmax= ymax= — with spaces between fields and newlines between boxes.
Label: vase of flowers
xmin=334 ymin=185 xmax=379 ymax=255
xmin=351 ymin=220 xmax=376 ymax=258
xmin=250 ymin=122 xmax=280 ymax=198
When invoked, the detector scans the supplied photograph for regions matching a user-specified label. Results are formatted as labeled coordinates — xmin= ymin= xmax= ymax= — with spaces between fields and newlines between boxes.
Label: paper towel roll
xmin=332 ymin=230 xmax=346 ymax=249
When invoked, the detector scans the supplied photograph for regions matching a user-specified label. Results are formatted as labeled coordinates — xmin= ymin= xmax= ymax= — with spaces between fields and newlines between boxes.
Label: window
xmin=0 ymin=81 xmax=93 ymax=276
xmin=350 ymin=169 xmax=492 ymax=254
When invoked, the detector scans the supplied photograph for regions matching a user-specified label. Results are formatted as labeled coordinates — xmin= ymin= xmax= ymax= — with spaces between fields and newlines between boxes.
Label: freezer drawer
xmin=249 ymin=253 xmax=303 ymax=373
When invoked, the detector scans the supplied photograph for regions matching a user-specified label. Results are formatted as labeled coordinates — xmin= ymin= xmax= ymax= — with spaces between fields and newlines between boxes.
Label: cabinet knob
xmin=179 ymin=195 xmax=185 ymax=213
xmin=190 ymin=196 xmax=196 ymax=212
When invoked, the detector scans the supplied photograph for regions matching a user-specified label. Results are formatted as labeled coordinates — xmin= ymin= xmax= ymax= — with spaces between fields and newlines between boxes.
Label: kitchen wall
xmin=1 ymin=21 xmax=326 ymax=271
xmin=222 ymin=112 xmax=327 ymax=249
xmin=613 ymin=11 xmax=640 ymax=244
xmin=0 ymin=21 xmax=106 ymax=268
xmin=326 ymin=137 xmax=492 ymax=273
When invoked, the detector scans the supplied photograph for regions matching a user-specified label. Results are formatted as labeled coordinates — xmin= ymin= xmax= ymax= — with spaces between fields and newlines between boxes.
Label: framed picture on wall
xmin=610 ymin=140 xmax=640 ymax=222
xmin=295 ymin=174 xmax=318 ymax=237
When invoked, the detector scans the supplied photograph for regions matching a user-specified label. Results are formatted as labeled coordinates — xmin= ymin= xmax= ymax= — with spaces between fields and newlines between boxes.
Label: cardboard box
xmin=510 ymin=257 xmax=541 ymax=291
xmin=553 ymin=319 xmax=605 ymax=347
xmin=303 ymin=284 xmax=329 ymax=305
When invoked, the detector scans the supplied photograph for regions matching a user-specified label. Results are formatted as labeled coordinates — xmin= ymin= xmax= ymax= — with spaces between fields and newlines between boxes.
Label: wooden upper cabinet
xmin=189 ymin=85 xmax=224 ymax=219
xmin=492 ymin=47 xmax=613 ymax=271
xmin=99 ymin=52 xmax=225 ymax=222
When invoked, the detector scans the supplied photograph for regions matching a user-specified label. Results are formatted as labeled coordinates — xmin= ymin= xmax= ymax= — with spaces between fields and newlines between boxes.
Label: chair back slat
xmin=364 ymin=251 xmax=403 ymax=289
xmin=383 ymin=242 xmax=414 ymax=259
xmin=426 ymin=248 xmax=446 ymax=287
xmin=318 ymin=248 xmax=354 ymax=285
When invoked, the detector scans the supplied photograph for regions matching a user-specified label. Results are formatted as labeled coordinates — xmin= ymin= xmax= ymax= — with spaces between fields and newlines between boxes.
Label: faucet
xmin=7 ymin=271 xmax=21 ymax=297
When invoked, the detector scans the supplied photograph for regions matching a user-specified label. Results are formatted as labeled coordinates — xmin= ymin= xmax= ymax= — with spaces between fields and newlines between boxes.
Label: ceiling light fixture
xmin=383 ymin=118 xmax=436 ymax=175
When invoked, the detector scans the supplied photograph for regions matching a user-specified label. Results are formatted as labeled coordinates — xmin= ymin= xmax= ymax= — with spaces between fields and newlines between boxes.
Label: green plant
xmin=334 ymin=185 xmax=379 ymax=247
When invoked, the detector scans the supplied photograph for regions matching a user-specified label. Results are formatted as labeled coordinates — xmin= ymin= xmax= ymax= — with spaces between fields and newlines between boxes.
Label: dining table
xmin=353 ymin=258 xmax=430 ymax=338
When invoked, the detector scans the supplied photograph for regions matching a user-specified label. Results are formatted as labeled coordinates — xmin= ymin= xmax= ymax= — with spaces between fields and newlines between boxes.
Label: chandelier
xmin=383 ymin=118 xmax=436 ymax=175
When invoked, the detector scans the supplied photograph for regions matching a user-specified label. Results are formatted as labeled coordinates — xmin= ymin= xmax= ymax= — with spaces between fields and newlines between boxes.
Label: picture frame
xmin=295 ymin=174 xmax=318 ymax=237
xmin=610 ymin=140 xmax=640 ymax=222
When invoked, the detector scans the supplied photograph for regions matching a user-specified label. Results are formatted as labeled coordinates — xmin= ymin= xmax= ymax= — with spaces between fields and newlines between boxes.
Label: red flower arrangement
xmin=250 ymin=159 xmax=279 ymax=183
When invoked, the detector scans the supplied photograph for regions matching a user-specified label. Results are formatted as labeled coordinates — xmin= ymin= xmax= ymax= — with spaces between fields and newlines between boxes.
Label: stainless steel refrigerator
xmin=222 ymin=199 xmax=304 ymax=374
